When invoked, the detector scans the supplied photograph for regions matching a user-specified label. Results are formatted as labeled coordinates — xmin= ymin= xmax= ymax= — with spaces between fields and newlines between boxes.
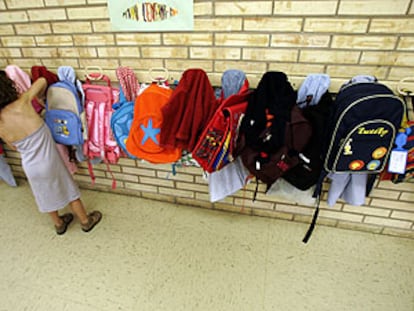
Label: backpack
xmin=322 ymin=79 xmax=404 ymax=176
xmin=193 ymin=69 xmax=250 ymax=172
xmin=236 ymin=72 xmax=313 ymax=194
xmin=303 ymin=77 xmax=406 ymax=243
xmin=282 ymin=74 xmax=333 ymax=190
xmin=4 ymin=65 xmax=43 ymax=114
xmin=126 ymin=83 xmax=182 ymax=163
xmin=82 ymin=72 xmax=120 ymax=188
xmin=111 ymin=67 xmax=139 ymax=159
xmin=44 ymin=66 xmax=85 ymax=146
xmin=388 ymin=79 xmax=414 ymax=183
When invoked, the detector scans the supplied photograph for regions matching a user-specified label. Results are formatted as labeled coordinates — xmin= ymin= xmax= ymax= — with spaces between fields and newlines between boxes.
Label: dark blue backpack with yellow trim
xmin=323 ymin=81 xmax=404 ymax=174
xmin=304 ymin=78 xmax=405 ymax=243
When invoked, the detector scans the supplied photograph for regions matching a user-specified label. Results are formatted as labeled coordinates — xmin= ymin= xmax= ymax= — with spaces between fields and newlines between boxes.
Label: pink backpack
xmin=4 ymin=65 xmax=43 ymax=113
xmin=82 ymin=72 xmax=120 ymax=189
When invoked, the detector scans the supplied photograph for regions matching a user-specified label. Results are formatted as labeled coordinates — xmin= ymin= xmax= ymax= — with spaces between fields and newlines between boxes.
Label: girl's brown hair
xmin=0 ymin=70 xmax=19 ymax=111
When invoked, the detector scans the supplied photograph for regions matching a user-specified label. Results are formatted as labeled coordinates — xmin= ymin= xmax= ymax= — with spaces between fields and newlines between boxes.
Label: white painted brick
xmin=269 ymin=63 xmax=325 ymax=76
xmin=370 ymin=18 xmax=414 ymax=34
xmin=271 ymin=34 xmax=330 ymax=48
xmin=22 ymin=47 xmax=58 ymax=58
xmin=331 ymin=35 xmax=397 ymax=50
xmin=191 ymin=47 xmax=240 ymax=60
xmin=52 ymin=21 xmax=92 ymax=34
xmin=140 ymin=176 xmax=174 ymax=188
xmin=159 ymin=187 xmax=194 ymax=198
xmin=304 ymin=18 xmax=368 ymax=33
xmin=364 ymin=216 xmax=412 ymax=229
xmin=378 ymin=180 xmax=414 ymax=192
xmin=245 ymin=17 xmax=302 ymax=32
xmin=361 ymin=51 xmax=414 ymax=66
xmin=215 ymin=33 xmax=269 ymax=47
xmin=163 ymin=33 xmax=213 ymax=46
xmin=0 ymin=48 xmax=22 ymax=57
xmin=0 ymin=25 xmax=14 ymax=35
xmin=36 ymin=35 xmax=73 ymax=46
xmin=176 ymin=182 xmax=209 ymax=193
xmin=234 ymin=198 xmax=274 ymax=210
xmin=195 ymin=18 xmax=242 ymax=32
xmin=58 ymin=47 xmax=97 ymax=58
xmin=243 ymin=48 xmax=298 ymax=62
xmin=45 ymin=0 xmax=85 ymax=5
xmin=6 ymin=0 xmax=43 ymax=8
xmin=319 ymin=209 xmax=364 ymax=223
xmin=274 ymin=1 xmax=337 ymax=15
xmin=343 ymin=204 xmax=391 ymax=217
xmin=73 ymin=34 xmax=115 ymax=46
xmin=166 ymin=60 xmax=213 ymax=72
xmin=67 ymin=6 xmax=108 ymax=20
xmin=0 ymin=11 xmax=28 ymax=23
xmin=194 ymin=1 xmax=212 ymax=16
xmin=2 ymin=36 xmax=36 ymax=47
xmin=339 ymin=0 xmax=410 ymax=15
xmin=214 ymin=60 xmax=266 ymax=74
xmin=141 ymin=47 xmax=187 ymax=59
xmin=391 ymin=210 xmax=414 ymax=222
xmin=300 ymin=50 xmax=360 ymax=64
xmin=97 ymin=47 xmax=140 ymax=58
xmin=370 ymin=198 xmax=414 ymax=212
xmin=400 ymin=192 xmax=414 ymax=202
xmin=327 ymin=65 xmax=388 ymax=79
xmin=157 ymin=171 xmax=194 ymax=183
xmin=276 ymin=203 xmax=313 ymax=216
xmin=398 ymin=37 xmax=414 ymax=51
xmin=215 ymin=1 xmax=273 ymax=16
xmin=15 ymin=23 xmax=51 ymax=35
xmin=125 ymin=182 xmax=157 ymax=193
xmin=28 ymin=9 xmax=67 ymax=21
xmin=42 ymin=58 xmax=79 ymax=68
xmin=382 ymin=227 xmax=414 ymax=239
xmin=112 ymin=173 xmax=139 ymax=183
xmin=121 ymin=59 xmax=164 ymax=71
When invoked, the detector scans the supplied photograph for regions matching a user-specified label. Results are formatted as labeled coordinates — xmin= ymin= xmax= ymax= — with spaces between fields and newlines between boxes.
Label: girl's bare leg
xmin=49 ymin=211 xmax=63 ymax=226
xmin=69 ymin=198 xmax=88 ymax=225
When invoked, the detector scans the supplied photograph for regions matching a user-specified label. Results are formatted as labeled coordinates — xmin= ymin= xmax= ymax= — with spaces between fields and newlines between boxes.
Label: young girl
xmin=0 ymin=70 xmax=102 ymax=235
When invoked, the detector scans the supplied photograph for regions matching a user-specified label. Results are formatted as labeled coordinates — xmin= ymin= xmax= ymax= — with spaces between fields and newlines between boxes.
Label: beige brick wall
xmin=1 ymin=0 xmax=414 ymax=239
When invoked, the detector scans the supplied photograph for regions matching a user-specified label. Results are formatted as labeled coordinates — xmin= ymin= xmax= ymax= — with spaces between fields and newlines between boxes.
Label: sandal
xmin=81 ymin=211 xmax=102 ymax=233
xmin=55 ymin=213 xmax=74 ymax=235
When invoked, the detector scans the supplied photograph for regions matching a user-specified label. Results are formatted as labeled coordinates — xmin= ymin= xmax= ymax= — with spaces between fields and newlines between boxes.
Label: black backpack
xmin=282 ymin=91 xmax=333 ymax=190
xmin=303 ymin=79 xmax=405 ymax=243
xmin=236 ymin=71 xmax=313 ymax=194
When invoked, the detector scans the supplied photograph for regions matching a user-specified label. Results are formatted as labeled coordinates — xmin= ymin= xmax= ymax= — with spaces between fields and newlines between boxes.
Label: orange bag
xmin=126 ymin=83 xmax=182 ymax=163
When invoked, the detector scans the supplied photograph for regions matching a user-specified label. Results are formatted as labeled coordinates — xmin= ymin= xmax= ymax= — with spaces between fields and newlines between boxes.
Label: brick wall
xmin=1 ymin=0 xmax=414 ymax=239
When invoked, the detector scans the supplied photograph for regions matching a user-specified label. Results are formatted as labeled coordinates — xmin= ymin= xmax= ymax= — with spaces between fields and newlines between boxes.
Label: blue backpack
xmin=45 ymin=66 xmax=84 ymax=146
xmin=111 ymin=88 xmax=136 ymax=158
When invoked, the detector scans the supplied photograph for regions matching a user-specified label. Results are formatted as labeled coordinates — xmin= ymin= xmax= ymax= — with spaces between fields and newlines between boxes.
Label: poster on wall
xmin=108 ymin=0 xmax=193 ymax=31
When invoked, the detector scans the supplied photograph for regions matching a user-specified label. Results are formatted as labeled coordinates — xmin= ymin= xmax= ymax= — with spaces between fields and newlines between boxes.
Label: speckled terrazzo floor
xmin=0 ymin=180 xmax=413 ymax=311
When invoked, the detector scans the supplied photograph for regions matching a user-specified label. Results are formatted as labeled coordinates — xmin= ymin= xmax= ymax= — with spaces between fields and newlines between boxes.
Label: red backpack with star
xmin=126 ymin=83 xmax=182 ymax=163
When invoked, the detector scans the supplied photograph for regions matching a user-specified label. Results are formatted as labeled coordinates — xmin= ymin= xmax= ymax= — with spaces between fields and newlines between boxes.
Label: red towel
xmin=31 ymin=66 xmax=58 ymax=86
xmin=160 ymin=69 xmax=219 ymax=152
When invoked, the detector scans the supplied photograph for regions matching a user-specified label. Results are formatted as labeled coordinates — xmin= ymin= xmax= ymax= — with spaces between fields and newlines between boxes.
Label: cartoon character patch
xmin=349 ymin=160 xmax=364 ymax=170
xmin=372 ymin=147 xmax=387 ymax=159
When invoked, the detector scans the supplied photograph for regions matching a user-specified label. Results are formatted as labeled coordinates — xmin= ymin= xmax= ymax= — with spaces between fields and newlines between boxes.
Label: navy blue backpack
xmin=303 ymin=78 xmax=405 ymax=243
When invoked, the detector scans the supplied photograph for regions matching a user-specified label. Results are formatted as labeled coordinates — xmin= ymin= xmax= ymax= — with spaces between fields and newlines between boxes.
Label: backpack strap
xmin=302 ymin=170 xmax=327 ymax=243
xmin=302 ymin=195 xmax=321 ymax=243
xmin=116 ymin=67 xmax=139 ymax=102
xmin=397 ymin=77 xmax=414 ymax=122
